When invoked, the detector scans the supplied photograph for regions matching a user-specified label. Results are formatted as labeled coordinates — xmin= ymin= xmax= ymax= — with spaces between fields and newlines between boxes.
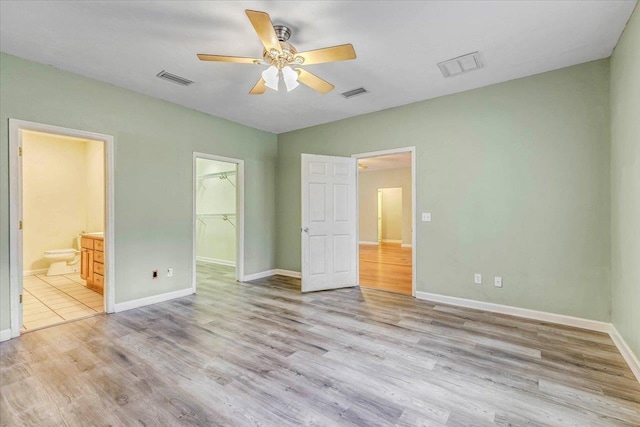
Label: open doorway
xmin=8 ymin=119 xmax=115 ymax=337
xmin=355 ymin=149 xmax=415 ymax=295
xmin=192 ymin=153 xmax=244 ymax=291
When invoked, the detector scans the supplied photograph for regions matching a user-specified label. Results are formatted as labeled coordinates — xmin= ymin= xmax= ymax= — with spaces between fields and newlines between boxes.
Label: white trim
xmin=241 ymin=269 xmax=301 ymax=282
xmin=610 ymin=325 xmax=640 ymax=382
xmin=401 ymin=244 xmax=412 ymax=248
xmin=359 ymin=241 xmax=379 ymax=246
xmin=196 ymin=256 xmax=236 ymax=267
xmin=114 ymin=288 xmax=194 ymax=313
xmin=192 ymin=152 xmax=244 ymax=289
xmin=9 ymin=119 xmax=116 ymax=339
xmin=382 ymin=239 xmax=402 ymax=243
xmin=353 ymin=146 xmax=417 ymax=297
xmin=242 ymin=269 xmax=276 ymax=282
xmin=0 ymin=329 xmax=12 ymax=342
xmin=275 ymin=269 xmax=301 ymax=278
xmin=22 ymin=268 xmax=48 ymax=276
xmin=415 ymin=291 xmax=611 ymax=333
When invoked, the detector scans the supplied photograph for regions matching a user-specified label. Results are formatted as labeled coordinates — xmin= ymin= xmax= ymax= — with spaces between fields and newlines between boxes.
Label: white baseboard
xmin=415 ymin=291 xmax=611 ymax=333
xmin=401 ymin=243 xmax=412 ymax=248
xmin=242 ymin=269 xmax=276 ymax=282
xmin=382 ymin=239 xmax=402 ymax=243
xmin=23 ymin=268 xmax=48 ymax=276
xmin=275 ymin=269 xmax=301 ymax=278
xmin=359 ymin=241 xmax=379 ymax=246
xmin=242 ymin=269 xmax=302 ymax=282
xmin=196 ymin=256 xmax=236 ymax=267
xmin=610 ymin=325 xmax=640 ymax=382
xmin=114 ymin=288 xmax=194 ymax=313
xmin=0 ymin=329 xmax=12 ymax=342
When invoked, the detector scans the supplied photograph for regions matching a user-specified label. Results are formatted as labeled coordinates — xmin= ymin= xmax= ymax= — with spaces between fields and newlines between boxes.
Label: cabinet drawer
xmin=94 ymin=262 xmax=104 ymax=275
xmin=81 ymin=237 xmax=94 ymax=249
xmin=93 ymin=273 xmax=104 ymax=294
xmin=94 ymin=240 xmax=104 ymax=251
xmin=94 ymin=251 xmax=104 ymax=263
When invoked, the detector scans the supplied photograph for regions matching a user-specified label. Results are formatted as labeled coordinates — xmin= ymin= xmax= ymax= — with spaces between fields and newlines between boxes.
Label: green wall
xmin=0 ymin=53 xmax=277 ymax=332
xmin=610 ymin=6 xmax=640 ymax=358
xmin=277 ymin=59 xmax=612 ymax=322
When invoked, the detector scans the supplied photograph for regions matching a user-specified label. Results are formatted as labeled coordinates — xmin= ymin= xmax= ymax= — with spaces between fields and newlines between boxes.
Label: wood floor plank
xmin=1 ymin=262 xmax=639 ymax=426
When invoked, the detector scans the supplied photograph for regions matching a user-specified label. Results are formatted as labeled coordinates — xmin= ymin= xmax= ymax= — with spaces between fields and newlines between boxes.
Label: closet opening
xmin=193 ymin=153 xmax=244 ymax=290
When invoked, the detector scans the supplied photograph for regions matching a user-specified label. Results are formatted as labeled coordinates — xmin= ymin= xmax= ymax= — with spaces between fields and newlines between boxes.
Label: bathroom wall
xmin=195 ymin=158 xmax=236 ymax=266
xmin=22 ymin=131 xmax=104 ymax=273
xmin=85 ymin=140 xmax=104 ymax=233
xmin=358 ymin=167 xmax=412 ymax=245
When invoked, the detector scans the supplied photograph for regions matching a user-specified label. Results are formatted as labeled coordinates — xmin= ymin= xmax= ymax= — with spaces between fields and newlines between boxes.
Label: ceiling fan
xmin=197 ymin=10 xmax=357 ymax=95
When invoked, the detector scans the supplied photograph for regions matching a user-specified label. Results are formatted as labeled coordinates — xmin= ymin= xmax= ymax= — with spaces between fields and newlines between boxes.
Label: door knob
xmin=302 ymin=227 xmax=309 ymax=233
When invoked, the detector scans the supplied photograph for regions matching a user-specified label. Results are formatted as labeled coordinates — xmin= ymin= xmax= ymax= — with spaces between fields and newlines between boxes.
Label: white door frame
xmin=8 ymin=119 xmax=116 ymax=338
xmin=352 ymin=147 xmax=417 ymax=297
xmin=192 ymin=152 xmax=245 ymax=290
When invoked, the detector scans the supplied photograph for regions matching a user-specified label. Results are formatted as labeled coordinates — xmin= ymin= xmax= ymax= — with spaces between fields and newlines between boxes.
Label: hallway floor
xmin=359 ymin=242 xmax=412 ymax=295
xmin=21 ymin=273 xmax=104 ymax=331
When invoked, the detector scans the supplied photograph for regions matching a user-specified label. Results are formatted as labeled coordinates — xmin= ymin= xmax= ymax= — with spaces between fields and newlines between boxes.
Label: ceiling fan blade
xmin=249 ymin=78 xmax=267 ymax=95
xmin=197 ymin=54 xmax=261 ymax=64
xmin=295 ymin=44 xmax=356 ymax=65
xmin=245 ymin=10 xmax=281 ymax=53
xmin=295 ymin=69 xmax=335 ymax=94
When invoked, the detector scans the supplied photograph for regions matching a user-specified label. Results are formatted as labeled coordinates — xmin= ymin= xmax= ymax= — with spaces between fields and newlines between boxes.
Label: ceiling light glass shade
xmin=282 ymin=66 xmax=299 ymax=92
xmin=262 ymin=65 xmax=279 ymax=91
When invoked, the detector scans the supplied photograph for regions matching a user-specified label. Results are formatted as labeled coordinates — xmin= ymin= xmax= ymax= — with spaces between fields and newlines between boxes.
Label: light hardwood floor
xmin=1 ymin=263 xmax=639 ymax=426
xmin=359 ymin=243 xmax=412 ymax=295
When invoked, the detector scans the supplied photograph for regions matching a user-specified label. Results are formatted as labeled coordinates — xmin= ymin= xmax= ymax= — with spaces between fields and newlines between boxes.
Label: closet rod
xmin=197 ymin=170 xmax=237 ymax=180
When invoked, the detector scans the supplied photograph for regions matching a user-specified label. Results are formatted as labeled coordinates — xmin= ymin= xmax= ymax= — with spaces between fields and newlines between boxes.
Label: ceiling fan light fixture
xmin=262 ymin=65 xmax=279 ymax=90
xmin=282 ymin=66 xmax=299 ymax=92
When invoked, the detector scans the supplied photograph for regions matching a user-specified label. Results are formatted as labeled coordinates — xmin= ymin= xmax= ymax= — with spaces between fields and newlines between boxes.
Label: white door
xmin=301 ymin=154 xmax=357 ymax=292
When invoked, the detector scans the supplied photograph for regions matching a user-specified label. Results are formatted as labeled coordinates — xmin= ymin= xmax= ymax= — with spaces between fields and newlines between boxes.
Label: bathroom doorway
xmin=8 ymin=119 xmax=115 ymax=338
xmin=192 ymin=153 xmax=244 ymax=291
xmin=20 ymin=131 xmax=105 ymax=330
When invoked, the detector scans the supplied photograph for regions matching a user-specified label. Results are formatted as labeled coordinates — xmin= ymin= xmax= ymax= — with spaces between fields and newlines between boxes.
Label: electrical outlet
xmin=494 ymin=276 xmax=502 ymax=288
xmin=152 ymin=270 xmax=158 ymax=279
xmin=422 ymin=212 xmax=431 ymax=222
xmin=474 ymin=273 xmax=482 ymax=284
xmin=167 ymin=268 xmax=173 ymax=277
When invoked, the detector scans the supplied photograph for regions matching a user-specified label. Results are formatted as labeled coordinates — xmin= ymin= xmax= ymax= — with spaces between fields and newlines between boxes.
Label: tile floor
xmin=21 ymin=273 xmax=103 ymax=331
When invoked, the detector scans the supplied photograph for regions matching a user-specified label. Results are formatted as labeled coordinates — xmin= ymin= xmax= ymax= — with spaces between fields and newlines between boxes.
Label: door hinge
xmin=19 ymin=220 xmax=23 ymax=230
xmin=19 ymin=294 xmax=23 ymax=304
xmin=18 ymin=146 xmax=22 ymax=156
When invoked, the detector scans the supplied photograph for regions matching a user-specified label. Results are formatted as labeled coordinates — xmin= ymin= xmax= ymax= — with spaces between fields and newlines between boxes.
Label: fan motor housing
xmin=273 ymin=25 xmax=291 ymax=42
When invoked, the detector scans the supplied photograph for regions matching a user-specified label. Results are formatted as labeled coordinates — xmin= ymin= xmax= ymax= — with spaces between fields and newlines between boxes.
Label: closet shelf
xmin=196 ymin=213 xmax=236 ymax=228
xmin=196 ymin=213 xmax=236 ymax=218
xmin=198 ymin=170 xmax=236 ymax=180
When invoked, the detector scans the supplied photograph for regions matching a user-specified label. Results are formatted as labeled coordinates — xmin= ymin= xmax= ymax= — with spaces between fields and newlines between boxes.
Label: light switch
xmin=422 ymin=212 xmax=431 ymax=222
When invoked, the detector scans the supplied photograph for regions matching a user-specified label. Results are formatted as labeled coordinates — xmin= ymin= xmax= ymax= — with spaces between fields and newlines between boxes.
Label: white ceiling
xmin=0 ymin=1 xmax=636 ymax=134
xmin=359 ymin=152 xmax=412 ymax=172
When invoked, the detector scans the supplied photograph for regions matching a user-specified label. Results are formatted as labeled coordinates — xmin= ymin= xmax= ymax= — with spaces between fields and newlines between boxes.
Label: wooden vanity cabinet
xmin=80 ymin=234 xmax=104 ymax=294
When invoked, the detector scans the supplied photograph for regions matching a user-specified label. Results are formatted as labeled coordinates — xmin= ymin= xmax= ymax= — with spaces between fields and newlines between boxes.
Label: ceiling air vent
xmin=156 ymin=70 xmax=194 ymax=86
xmin=341 ymin=87 xmax=368 ymax=99
xmin=437 ymin=52 xmax=483 ymax=78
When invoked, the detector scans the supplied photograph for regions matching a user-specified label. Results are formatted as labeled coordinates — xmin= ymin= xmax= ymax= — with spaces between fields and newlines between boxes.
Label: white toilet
xmin=44 ymin=235 xmax=82 ymax=276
